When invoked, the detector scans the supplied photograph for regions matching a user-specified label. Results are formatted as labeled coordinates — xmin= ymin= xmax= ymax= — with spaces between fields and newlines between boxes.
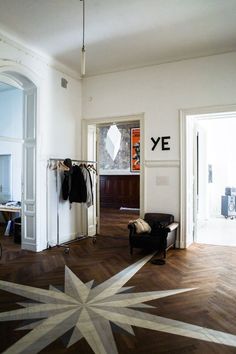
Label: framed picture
xmin=130 ymin=128 xmax=140 ymax=172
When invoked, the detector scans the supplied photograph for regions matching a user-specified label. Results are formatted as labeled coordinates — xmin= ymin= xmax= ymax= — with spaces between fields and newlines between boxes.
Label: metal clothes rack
xmin=46 ymin=158 xmax=97 ymax=254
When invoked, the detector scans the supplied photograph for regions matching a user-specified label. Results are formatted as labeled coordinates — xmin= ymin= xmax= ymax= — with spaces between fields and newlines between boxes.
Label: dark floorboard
xmin=0 ymin=209 xmax=236 ymax=353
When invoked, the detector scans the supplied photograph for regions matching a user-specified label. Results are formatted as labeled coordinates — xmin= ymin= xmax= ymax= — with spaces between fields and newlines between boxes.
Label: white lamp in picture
xmin=105 ymin=125 xmax=121 ymax=161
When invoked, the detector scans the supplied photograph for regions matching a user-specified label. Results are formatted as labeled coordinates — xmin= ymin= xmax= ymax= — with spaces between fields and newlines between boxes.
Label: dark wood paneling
xmin=100 ymin=174 xmax=140 ymax=208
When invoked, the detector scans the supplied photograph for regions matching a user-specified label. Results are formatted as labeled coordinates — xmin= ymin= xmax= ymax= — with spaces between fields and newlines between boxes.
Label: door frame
xmin=180 ymin=104 xmax=236 ymax=248
xmin=0 ymin=62 xmax=39 ymax=251
xmin=82 ymin=113 xmax=145 ymax=235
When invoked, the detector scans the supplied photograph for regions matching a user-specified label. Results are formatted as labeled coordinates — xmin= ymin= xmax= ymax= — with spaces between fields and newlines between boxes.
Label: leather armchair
xmin=128 ymin=213 xmax=178 ymax=258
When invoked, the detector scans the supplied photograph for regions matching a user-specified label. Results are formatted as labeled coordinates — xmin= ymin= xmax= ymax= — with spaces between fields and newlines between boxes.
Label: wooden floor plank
xmin=0 ymin=208 xmax=236 ymax=353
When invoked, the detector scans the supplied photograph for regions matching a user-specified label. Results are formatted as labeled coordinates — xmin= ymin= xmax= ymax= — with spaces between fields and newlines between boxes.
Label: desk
xmin=0 ymin=205 xmax=21 ymax=236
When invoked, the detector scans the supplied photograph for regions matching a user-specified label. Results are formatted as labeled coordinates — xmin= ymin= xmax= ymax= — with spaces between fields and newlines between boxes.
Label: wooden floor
xmin=99 ymin=207 xmax=139 ymax=237
xmin=0 ymin=209 xmax=236 ymax=353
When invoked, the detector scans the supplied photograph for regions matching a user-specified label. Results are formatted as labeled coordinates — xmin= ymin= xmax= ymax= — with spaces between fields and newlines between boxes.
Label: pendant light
xmin=105 ymin=124 xmax=121 ymax=161
xmin=80 ymin=0 xmax=86 ymax=76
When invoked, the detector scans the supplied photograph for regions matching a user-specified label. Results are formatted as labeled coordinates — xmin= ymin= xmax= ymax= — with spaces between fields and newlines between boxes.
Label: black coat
xmin=62 ymin=172 xmax=70 ymax=200
xmin=69 ymin=165 xmax=87 ymax=203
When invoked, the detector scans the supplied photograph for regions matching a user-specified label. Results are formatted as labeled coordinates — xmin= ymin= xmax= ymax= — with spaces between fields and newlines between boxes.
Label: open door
xmin=21 ymin=86 xmax=36 ymax=250
xmin=186 ymin=118 xmax=208 ymax=245
xmin=185 ymin=116 xmax=196 ymax=247
xmin=87 ymin=124 xmax=98 ymax=236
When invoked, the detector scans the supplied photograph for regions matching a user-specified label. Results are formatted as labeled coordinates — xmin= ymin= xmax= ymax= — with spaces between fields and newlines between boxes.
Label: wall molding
xmin=0 ymin=136 xmax=23 ymax=143
xmin=100 ymin=170 xmax=139 ymax=176
xmin=22 ymin=241 xmax=37 ymax=252
xmin=144 ymin=160 xmax=180 ymax=168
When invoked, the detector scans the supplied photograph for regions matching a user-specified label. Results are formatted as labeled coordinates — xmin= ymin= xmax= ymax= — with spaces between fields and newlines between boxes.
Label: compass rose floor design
xmin=1 ymin=253 xmax=236 ymax=354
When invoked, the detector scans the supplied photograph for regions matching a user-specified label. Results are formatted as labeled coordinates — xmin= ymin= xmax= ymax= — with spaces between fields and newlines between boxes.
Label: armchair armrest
xmin=128 ymin=223 xmax=136 ymax=237
xmin=166 ymin=222 xmax=179 ymax=232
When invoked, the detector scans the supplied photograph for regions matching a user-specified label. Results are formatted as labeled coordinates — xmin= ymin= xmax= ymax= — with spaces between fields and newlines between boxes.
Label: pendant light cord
xmin=81 ymin=0 xmax=85 ymax=51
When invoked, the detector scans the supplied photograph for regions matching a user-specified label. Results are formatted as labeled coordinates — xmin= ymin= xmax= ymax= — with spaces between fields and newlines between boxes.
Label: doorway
xmin=0 ymin=81 xmax=23 ymax=249
xmin=0 ymin=72 xmax=37 ymax=253
xmin=82 ymin=114 xmax=144 ymax=238
xmin=98 ymin=121 xmax=140 ymax=237
xmin=194 ymin=115 xmax=236 ymax=246
xmin=180 ymin=108 xmax=236 ymax=248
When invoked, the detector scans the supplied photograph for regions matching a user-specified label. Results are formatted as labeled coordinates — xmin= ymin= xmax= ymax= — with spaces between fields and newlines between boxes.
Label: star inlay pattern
xmin=0 ymin=253 xmax=236 ymax=353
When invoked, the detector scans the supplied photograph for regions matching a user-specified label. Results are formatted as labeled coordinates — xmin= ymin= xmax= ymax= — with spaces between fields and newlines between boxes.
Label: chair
xmin=128 ymin=213 xmax=179 ymax=258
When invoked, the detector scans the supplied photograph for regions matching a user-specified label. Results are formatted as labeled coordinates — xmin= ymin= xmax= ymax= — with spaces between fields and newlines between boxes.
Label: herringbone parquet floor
xmin=0 ymin=209 xmax=236 ymax=353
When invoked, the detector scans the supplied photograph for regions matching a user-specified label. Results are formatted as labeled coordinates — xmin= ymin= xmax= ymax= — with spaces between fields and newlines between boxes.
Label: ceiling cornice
xmin=0 ymin=29 xmax=81 ymax=81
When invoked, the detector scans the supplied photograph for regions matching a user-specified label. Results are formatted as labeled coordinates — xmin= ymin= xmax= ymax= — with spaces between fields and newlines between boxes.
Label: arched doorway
xmin=0 ymin=68 xmax=37 ymax=251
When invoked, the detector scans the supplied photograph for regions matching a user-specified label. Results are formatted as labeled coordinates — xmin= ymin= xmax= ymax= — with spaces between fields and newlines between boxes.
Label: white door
xmin=0 ymin=154 xmax=11 ymax=203
xmin=186 ymin=119 xmax=207 ymax=245
xmin=192 ymin=127 xmax=199 ymax=242
xmin=185 ymin=116 xmax=196 ymax=246
xmin=21 ymin=87 xmax=36 ymax=249
xmin=87 ymin=124 xmax=98 ymax=236
xmin=195 ymin=125 xmax=208 ymax=240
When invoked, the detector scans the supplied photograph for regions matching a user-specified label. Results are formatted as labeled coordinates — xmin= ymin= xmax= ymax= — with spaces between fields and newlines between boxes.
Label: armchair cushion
xmin=128 ymin=218 xmax=151 ymax=234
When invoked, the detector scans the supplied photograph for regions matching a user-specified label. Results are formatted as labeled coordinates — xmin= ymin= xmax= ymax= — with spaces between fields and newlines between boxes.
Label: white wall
xmin=0 ymin=34 xmax=82 ymax=251
xmin=82 ymin=52 xmax=236 ymax=220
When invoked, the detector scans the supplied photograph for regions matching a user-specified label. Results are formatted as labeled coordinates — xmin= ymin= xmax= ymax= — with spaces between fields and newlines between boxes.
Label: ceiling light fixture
xmin=80 ymin=0 xmax=86 ymax=77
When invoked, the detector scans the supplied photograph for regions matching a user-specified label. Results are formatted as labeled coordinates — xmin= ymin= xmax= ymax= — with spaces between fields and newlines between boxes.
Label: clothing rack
xmin=49 ymin=158 xmax=97 ymax=164
xmin=46 ymin=158 xmax=97 ymax=254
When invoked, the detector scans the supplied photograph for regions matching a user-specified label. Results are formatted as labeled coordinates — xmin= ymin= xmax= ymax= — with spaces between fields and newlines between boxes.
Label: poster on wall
xmin=131 ymin=128 xmax=140 ymax=172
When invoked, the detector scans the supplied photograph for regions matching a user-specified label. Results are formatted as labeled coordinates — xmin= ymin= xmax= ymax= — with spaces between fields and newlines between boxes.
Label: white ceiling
xmin=0 ymin=0 xmax=236 ymax=77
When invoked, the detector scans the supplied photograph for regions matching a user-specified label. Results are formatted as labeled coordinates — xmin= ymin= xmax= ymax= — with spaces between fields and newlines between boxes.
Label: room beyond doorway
xmin=98 ymin=121 xmax=140 ymax=236
xmin=185 ymin=111 xmax=236 ymax=248
xmin=0 ymin=81 xmax=23 ymax=251
xmin=82 ymin=114 xmax=144 ymax=237
xmin=0 ymin=70 xmax=37 ymax=253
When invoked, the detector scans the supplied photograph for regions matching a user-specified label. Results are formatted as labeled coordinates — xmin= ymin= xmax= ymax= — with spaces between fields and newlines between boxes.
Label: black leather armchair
xmin=128 ymin=213 xmax=178 ymax=258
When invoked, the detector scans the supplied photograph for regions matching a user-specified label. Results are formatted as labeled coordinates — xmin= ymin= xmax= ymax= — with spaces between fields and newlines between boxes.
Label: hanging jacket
xmin=62 ymin=172 xmax=70 ymax=200
xmin=81 ymin=166 xmax=93 ymax=207
xmin=69 ymin=165 xmax=87 ymax=203
xmin=61 ymin=158 xmax=73 ymax=201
